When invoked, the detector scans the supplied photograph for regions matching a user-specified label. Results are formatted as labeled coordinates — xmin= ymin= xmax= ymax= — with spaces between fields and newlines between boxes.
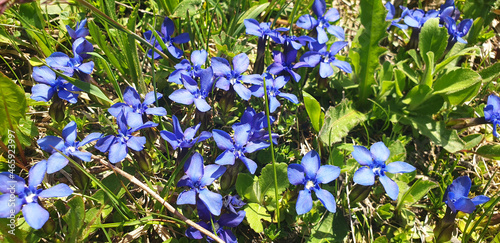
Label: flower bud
xmin=349 ymin=184 xmax=372 ymax=205
xmin=42 ymin=218 xmax=56 ymax=235
xmin=49 ymin=95 xmax=66 ymax=123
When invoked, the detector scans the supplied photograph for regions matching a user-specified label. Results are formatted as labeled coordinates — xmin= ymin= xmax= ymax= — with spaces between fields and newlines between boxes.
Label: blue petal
xmin=95 ymin=135 xmax=116 ymax=153
xmin=211 ymin=57 xmax=231 ymax=77
xmin=108 ymin=142 xmax=128 ymax=164
xmin=127 ymin=136 xmax=146 ymax=151
xmin=199 ymin=67 xmax=214 ymax=95
xmin=194 ymin=98 xmax=211 ymax=112
xmin=472 ymin=195 xmax=490 ymax=206
xmin=172 ymin=33 xmax=190 ymax=44
xmin=296 ymin=189 xmax=313 ymax=215
xmin=215 ymin=150 xmax=236 ymax=166
xmin=379 ymin=175 xmax=399 ymax=200
xmin=77 ymin=61 xmax=94 ymax=74
xmin=22 ymin=203 xmax=49 ymax=229
xmin=297 ymin=52 xmax=321 ymax=67
xmin=487 ymin=94 xmax=500 ymax=112
xmin=319 ymin=62 xmax=334 ymax=78
xmin=71 ymin=151 xmax=92 ymax=161
xmin=448 ymin=176 xmax=472 ymax=198
xmin=316 ymin=26 xmax=328 ymax=44
xmin=216 ymin=77 xmax=231 ymax=91
xmin=0 ymin=172 xmax=25 ymax=194
xmin=177 ymin=189 xmax=197 ymax=205
xmin=32 ymin=66 xmax=57 ymax=85
xmin=244 ymin=19 xmax=263 ymax=37
xmin=160 ymin=131 xmax=180 ymax=150
xmin=312 ymin=0 xmax=326 ymax=17
xmin=314 ymin=187 xmax=336 ymax=213
xmin=28 ymin=160 xmax=47 ymax=189
xmin=301 ymin=150 xmax=321 ymax=179
xmin=183 ymin=124 xmax=200 ymax=141
xmin=143 ymin=91 xmax=163 ymax=106
xmin=198 ymin=188 xmax=223 ymax=216
xmin=0 ymin=194 xmax=22 ymax=218
xmin=169 ymin=89 xmax=195 ymax=105
xmin=296 ymin=14 xmax=317 ymax=30
xmin=232 ymin=123 xmax=251 ymax=147
xmin=454 ymin=197 xmax=476 ymax=213
xmin=46 ymin=153 xmax=69 ymax=174
xmin=352 ymin=145 xmax=373 ymax=166
xmin=287 ymin=163 xmax=305 ymax=185
xmin=278 ymin=93 xmax=299 ymax=104
xmin=185 ymin=226 xmax=204 ymax=240
xmin=269 ymin=96 xmax=281 ymax=113
xmin=315 ymin=165 xmax=340 ymax=184
xmin=240 ymin=74 xmax=263 ymax=85
xmin=385 ymin=162 xmax=416 ymax=174
xmin=171 ymin=115 xmax=185 ymax=138
xmin=239 ymin=156 xmax=258 ymax=174
xmin=184 ymin=153 xmax=204 ymax=182
xmin=31 ymin=84 xmax=55 ymax=102
xmin=38 ymin=184 xmax=73 ymax=198
xmin=324 ymin=8 xmax=340 ymax=22
xmin=62 ymin=121 xmax=77 ymax=144
xmin=289 ymin=70 xmax=301 ymax=83
xmin=199 ymin=164 xmax=226 ymax=186
xmin=219 ymin=210 xmax=246 ymax=227
xmin=57 ymin=89 xmax=79 ymax=103
xmin=191 ymin=49 xmax=207 ymax=67
xmin=212 ymin=130 xmax=235 ymax=150
xmin=232 ymin=53 xmax=249 ymax=75
xmin=79 ymin=132 xmax=102 ymax=147
xmin=38 ymin=136 xmax=64 ymax=154
xmin=167 ymin=44 xmax=183 ymax=59
xmin=326 ymin=25 xmax=345 ymax=40
xmin=353 ymin=167 xmax=375 ymax=186
xmin=233 ymin=83 xmax=252 ymax=100
xmin=161 ymin=17 xmax=175 ymax=37
xmin=331 ymin=59 xmax=352 ymax=73
xmin=123 ymin=87 xmax=141 ymax=108
xmin=244 ymin=141 xmax=269 ymax=153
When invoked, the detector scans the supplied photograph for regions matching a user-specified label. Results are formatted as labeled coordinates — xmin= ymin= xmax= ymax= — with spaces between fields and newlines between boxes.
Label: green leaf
xmin=63 ymin=196 xmax=86 ymax=242
xmin=476 ymin=144 xmax=500 ymax=160
xmin=402 ymin=84 xmax=433 ymax=110
xmin=463 ymin=134 xmax=483 ymax=150
xmin=435 ymin=47 xmax=480 ymax=75
xmin=433 ymin=68 xmax=481 ymax=105
xmin=258 ymin=163 xmax=288 ymax=203
xmin=52 ymin=69 xmax=112 ymax=104
xmin=419 ymin=18 xmax=448 ymax=62
xmin=407 ymin=116 xmax=465 ymax=153
xmin=479 ymin=62 xmax=500 ymax=83
xmin=244 ymin=203 xmax=271 ymax=233
xmin=236 ymin=173 xmax=260 ymax=203
xmin=307 ymin=212 xmax=349 ymax=242
xmin=0 ymin=72 xmax=26 ymax=133
xmin=233 ymin=3 xmax=270 ymax=36
xmin=303 ymin=91 xmax=324 ymax=132
xmin=319 ymin=100 xmax=366 ymax=146
xmin=349 ymin=0 xmax=388 ymax=101
xmin=397 ymin=179 xmax=438 ymax=211
xmin=172 ymin=0 xmax=202 ymax=18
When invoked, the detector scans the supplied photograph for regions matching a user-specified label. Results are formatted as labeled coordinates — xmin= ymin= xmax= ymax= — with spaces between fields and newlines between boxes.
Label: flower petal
xmin=46 ymin=153 xmax=69 ymax=174
xmin=353 ymin=167 xmax=375 ymax=186
xmin=191 ymin=49 xmax=207 ymax=67
xmin=219 ymin=211 xmax=246 ymax=227
xmin=232 ymin=53 xmax=249 ymax=75
xmin=0 ymin=194 xmax=22 ymax=218
xmin=314 ymin=187 xmax=336 ymax=213
xmin=79 ymin=132 xmax=102 ymax=147
xmin=296 ymin=189 xmax=313 ymax=215
xmin=108 ymin=142 xmax=128 ymax=164
xmin=379 ymin=175 xmax=399 ymax=200
xmin=319 ymin=62 xmax=334 ymax=78
xmin=38 ymin=184 xmax=73 ymax=198
xmin=127 ymin=136 xmax=146 ymax=151
xmin=199 ymin=189 xmax=223 ymax=216
xmin=385 ymin=162 xmax=416 ymax=174
xmin=22 ymin=203 xmax=49 ymax=229
xmin=301 ymin=150 xmax=321 ymax=179
xmin=232 ymin=123 xmax=251 ymax=147
xmin=177 ymin=189 xmax=197 ymax=205
xmin=215 ymin=150 xmax=236 ymax=166
xmin=143 ymin=91 xmax=163 ymax=106
xmin=28 ymin=160 xmax=47 ymax=189
xmin=315 ymin=165 xmax=340 ymax=184
xmin=169 ymin=89 xmax=195 ymax=105
xmin=194 ymin=98 xmax=211 ymax=112
xmin=184 ymin=153 xmax=204 ymax=182
xmin=472 ymin=195 xmax=490 ymax=206
xmin=212 ymin=129 xmax=235 ymax=150
xmin=160 ymin=131 xmax=180 ymax=150
xmin=38 ymin=136 xmax=64 ymax=154
xmin=239 ymin=156 xmax=258 ymax=174
xmin=352 ymin=145 xmax=373 ymax=166
xmin=370 ymin=142 xmax=390 ymax=164
xmin=0 ymin=172 xmax=25 ymax=194
xmin=454 ymin=197 xmax=476 ymax=213
xmin=287 ymin=163 xmax=305 ymax=185
xmin=200 ymin=164 xmax=226 ymax=187
xmin=62 ymin=121 xmax=78 ymax=144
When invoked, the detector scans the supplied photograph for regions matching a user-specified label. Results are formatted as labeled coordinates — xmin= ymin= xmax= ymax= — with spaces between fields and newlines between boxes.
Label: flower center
xmin=305 ymin=180 xmax=315 ymax=190
xmin=25 ymin=193 xmax=37 ymax=204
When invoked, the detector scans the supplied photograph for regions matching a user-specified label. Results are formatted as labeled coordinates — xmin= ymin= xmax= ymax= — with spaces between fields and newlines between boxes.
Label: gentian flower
xmin=185 ymin=211 xmax=246 ymax=243
xmin=169 ymin=67 xmax=214 ymax=112
xmin=439 ymin=0 xmax=460 ymax=22
xmin=443 ymin=17 xmax=472 ymax=44
xmin=403 ymin=9 xmax=439 ymax=29
xmin=212 ymin=123 xmax=270 ymax=174
xmin=234 ymin=106 xmax=278 ymax=143
xmin=211 ymin=53 xmax=263 ymax=100
xmin=37 ymin=121 xmax=102 ymax=174
xmin=72 ymin=37 xmax=94 ymax=60
xmin=177 ymin=152 xmax=226 ymax=216
xmin=31 ymin=66 xmax=81 ymax=103
xmin=95 ymin=110 xmax=157 ymax=163
xmin=443 ymin=176 xmax=490 ymax=214
xmin=66 ymin=19 xmax=89 ymax=40
xmin=287 ymin=150 xmax=340 ymax=215
xmin=143 ymin=17 xmax=190 ymax=59
xmin=108 ymin=86 xmax=166 ymax=128
xmin=168 ymin=50 xmax=208 ymax=84
xmin=243 ymin=19 xmax=287 ymax=39
xmin=267 ymin=50 xmax=301 ymax=82
xmin=483 ymin=94 xmax=500 ymax=138
xmin=384 ymin=2 xmax=408 ymax=30
xmin=352 ymin=142 xmax=416 ymax=200
xmin=272 ymin=34 xmax=316 ymax=51
xmin=296 ymin=0 xmax=345 ymax=44
xmin=251 ymin=74 xmax=299 ymax=113
xmin=0 ymin=160 xmax=73 ymax=229
xmin=160 ymin=115 xmax=212 ymax=150
xmin=45 ymin=38 xmax=94 ymax=77
xmin=223 ymin=195 xmax=246 ymax=214
xmin=296 ymin=41 xmax=352 ymax=78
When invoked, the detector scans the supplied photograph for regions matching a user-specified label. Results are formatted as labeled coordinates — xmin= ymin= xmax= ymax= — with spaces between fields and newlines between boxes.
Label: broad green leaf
xmin=479 ymin=62 xmax=500 ymax=83
xmin=16 ymin=3 xmax=54 ymax=56
xmin=397 ymin=179 xmax=438 ymax=211
xmin=63 ymin=196 xmax=86 ymax=242
xmin=244 ymin=203 xmax=271 ymax=233
xmin=419 ymin=18 xmax=448 ymax=62
xmin=373 ymin=236 xmax=389 ymax=243
xmin=319 ymin=100 xmax=366 ymax=146
xmin=303 ymin=91 xmax=324 ymax=132
xmin=408 ymin=116 xmax=465 ymax=153
xmin=402 ymin=84 xmax=433 ymax=110
xmin=463 ymin=134 xmax=483 ymax=150
xmin=349 ymin=0 xmax=388 ymax=101
xmin=476 ymin=144 xmax=500 ymax=160
xmin=259 ymin=163 xmax=288 ymax=204
xmin=435 ymin=47 xmax=480 ymax=74
xmin=0 ymin=73 xmax=26 ymax=134
xmin=433 ymin=68 xmax=481 ymax=105
xmin=172 ymin=0 xmax=202 ymax=18
xmin=308 ymin=212 xmax=349 ymax=243
xmin=234 ymin=3 xmax=270 ymax=36
xmin=236 ymin=173 xmax=260 ymax=203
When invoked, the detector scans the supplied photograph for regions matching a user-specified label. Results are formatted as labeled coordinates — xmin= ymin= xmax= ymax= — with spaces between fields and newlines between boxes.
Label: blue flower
xmin=296 ymin=41 xmax=352 ymax=78
xmin=223 ymin=195 xmax=246 ymax=214
xmin=143 ymin=17 xmax=190 ymax=59
xmin=95 ymin=110 xmax=157 ymax=163
xmin=267 ymin=50 xmax=301 ymax=82
xmin=443 ymin=176 xmax=490 ymax=214
xmin=443 ymin=17 xmax=472 ymax=44
xmin=160 ymin=115 xmax=212 ymax=150
xmin=212 ymin=123 xmax=270 ymax=174
xmin=168 ymin=50 xmax=208 ymax=84
xmin=244 ymin=19 xmax=287 ymax=39
xmin=403 ymin=9 xmax=439 ymax=29
xmin=439 ymin=0 xmax=460 ymax=22
xmin=287 ymin=150 xmax=340 ymax=215
xmin=211 ymin=53 xmax=263 ymax=100
xmin=45 ymin=38 xmax=94 ymax=77
xmin=0 ymin=160 xmax=73 ymax=229
xmin=271 ymin=34 xmax=316 ymax=51
xmin=484 ymin=94 xmax=500 ymax=138
xmin=108 ymin=86 xmax=166 ymax=128
xmin=37 ymin=121 xmax=102 ymax=174
xmin=185 ymin=211 xmax=246 ymax=243
xmin=384 ymin=2 xmax=408 ymax=30
xmin=251 ymin=74 xmax=299 ymax=113
xmin=296 ymin=0 xmax=345 ymax=44
xmin=169 ymin=67 xmax=214 ymax=112
xmin=66 ymin=19 xmax=89 ymax=40
xmin=177 ymin=152 xmax=226 ymax=216
xmin=234 ymin=107 xmax=278 ymax=144
xmin=352 ymin=142 xmax=416 ymax=200
xmin=31 ymin=66 xmax=81 ymax=103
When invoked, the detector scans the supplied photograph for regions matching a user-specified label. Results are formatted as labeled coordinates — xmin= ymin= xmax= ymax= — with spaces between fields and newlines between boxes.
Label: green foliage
xmin=259 ymin=162 xmax=289 ymax=207
xmin=419 ymin=18 xmax=448 ymax=63
xmin=319 ymin=100 xmax=366 ymax=146
xmin=0 ymin=72 xmax=26 ymax=135
xmin=303 ymin=91 xmax=324 ymax=132
xmin=244 ymin=203 xmax=272 ymax=233
xmin=63 ymin=196 xmax=86 ymax=242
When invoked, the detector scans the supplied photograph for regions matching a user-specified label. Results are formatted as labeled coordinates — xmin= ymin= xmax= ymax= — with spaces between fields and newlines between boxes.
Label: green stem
xmin=262 ymin=77 xmax=280 ymax=229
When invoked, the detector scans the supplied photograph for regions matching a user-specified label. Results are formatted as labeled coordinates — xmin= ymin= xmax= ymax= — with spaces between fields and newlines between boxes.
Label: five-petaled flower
xmin=31 ymin=66 xmax=82 ymax=104
xmin=169 ymin=67 xmax=214 ymax=112
xmin=160 ymin=115 xmax=212 ymax=150
xmin=484 ymin=94 xmax=500 ymax=138
xmin=143 ymin=17 xmax=190 ymax=59
xmin=37 ymin=121 xmax=102 ymax=174
xmin=0 ymin=160 xmax=73 ymax=229
xmin=443 ymin=17 xmax=472 ymax=45
xmin=267 ymin=50 xmax=301 ymax=82
xmin=168 ymin=50 xmax=208 ymax=84
xmin=287 ymin=150 xmax=340 ymax=215
xmin=296 ymin=0 xmax=345 ymax=44
xmin=177 ymin=152 xmax=226 ymax=216
xmin=296 ymin=41 xmax=352 ymax=78
xmin=251 ymin=73 xmax=299 ymax=113
xmin=352 ymin=142 xmax=416 ymax=200
xmin=443 ymin=176 xmax=490 ymax=214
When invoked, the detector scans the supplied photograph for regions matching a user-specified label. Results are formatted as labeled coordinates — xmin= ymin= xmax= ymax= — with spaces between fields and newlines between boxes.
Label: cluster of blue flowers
xmin=385 ymin=0 xmax=472 ymax=45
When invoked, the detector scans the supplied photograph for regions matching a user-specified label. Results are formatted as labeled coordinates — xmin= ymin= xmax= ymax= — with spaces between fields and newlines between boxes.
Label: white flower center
xmin=25 ymin=193 xmax=36 ymax=203
xmin=305 ymin=180 xmax=315 ymax=190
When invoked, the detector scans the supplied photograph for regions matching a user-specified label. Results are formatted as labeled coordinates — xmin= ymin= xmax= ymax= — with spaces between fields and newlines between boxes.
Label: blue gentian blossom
xmin=177 ymin=152 xmax=226 ymax=216
xmin=185 ymin=211 xmax=246 ymax=243
xmin=443 ymin=17 xmax=472 ymax=44
xmin=352 ymin=142 xmax=416 ymax=200
xmin=168 ymin=50 xmax=208 ymax=84
xmin=267 ymin=50 xmax=301 ymax=82
xmin=169 ymin=67 xmax=214 ymax=112
xmin=272 ymin=34 xmax=316 ymax=51
xmin=211 ymin=53 xmax=263 ymax=100
xmin=31 ymin=66 xmax=81 ymax=103
xmin=212 ymin=123 xmax=270 ymax=174
xmin=66 ymin=19 xmax=89 ymax=40
xmin=296 ymin=0 xmax=345 ymax=44
xmin=37 ymin=121 xmax=102 ymax=174
xmin=403 ymin=9 xmax=439 ymax=29
xmin=160 ymin=115 xmax=212 ymax=150
xmin=45 ymin=38 xmax=94 ymax=77
xmin=384 ymin=2 xmax=408 ymax=30
xmin=484 ymin=94 xmax=500 ymax=138
xmin=439 ymin=0 xmax=460 ymax=22
xmin=72 ymin=37 xmax=94 ymax=60
xmin=95 ymin=111 xmax=157 ymax=163
xmin=244 ymin=19 xmax=287 ymax=39
xmin=296 ymin=41 xmax=352 ymax=78
xmin=108 ymin=86 xmax=166 ymax=128
xmin=223 ymin=195 xmax=246 ymax=214
xmin=234 ymin=107 xmax=278 ymax=144
xmin=287 ymin=150 xmax=340 ymax=215
xmin=0 ymin=160 xmax=73 ymax=229
xmin=443 ymin=176 xmax=490 ymax=214
xmin=251 ymin=74 xmax=299 ymax=113
xmin=143 ymin=17 xmax=190 ymax=59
